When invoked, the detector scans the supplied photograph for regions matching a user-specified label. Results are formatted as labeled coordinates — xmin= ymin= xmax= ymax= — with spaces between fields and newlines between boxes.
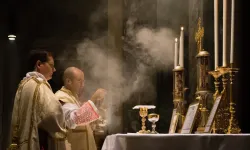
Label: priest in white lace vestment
xmin=55 ymin=67 xmax=107 ymax=150
xmin=9 ymin=50 xmax=67 ymax=150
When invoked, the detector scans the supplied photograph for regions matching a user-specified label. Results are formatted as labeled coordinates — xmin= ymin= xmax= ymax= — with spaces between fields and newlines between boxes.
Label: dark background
xmin=0 ymin=0 xmax=248 ymax=149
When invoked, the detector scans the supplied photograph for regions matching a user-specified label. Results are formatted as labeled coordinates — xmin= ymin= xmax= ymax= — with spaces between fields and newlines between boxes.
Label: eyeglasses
xmin=46 ymin=62 xmax=55 ymax=69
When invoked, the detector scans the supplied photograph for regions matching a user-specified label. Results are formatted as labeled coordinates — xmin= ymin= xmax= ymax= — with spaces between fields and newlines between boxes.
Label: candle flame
xmin=175 ymin=38 xmax=178 ymax=42
xmin=181 ymin=27 xmax=184 ymax=30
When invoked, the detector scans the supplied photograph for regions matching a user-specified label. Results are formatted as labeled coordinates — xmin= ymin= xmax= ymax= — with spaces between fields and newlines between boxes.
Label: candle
xmin=179 ymin=27 xmax=184 ymax=67
xmin=174 ymin=38 xmax=178 ymax=67
xmin=222 ymin=0 xmax=227 ymax=67
xmin=230 ymin=0 xmax=235 ymax=64
xmin=214 ymin=0 xmax=219 ymax=70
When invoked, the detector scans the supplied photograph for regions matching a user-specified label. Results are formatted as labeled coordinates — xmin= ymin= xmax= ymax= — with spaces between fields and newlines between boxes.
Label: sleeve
xmin=62 ymin=103 xmax=79 ymax=129
xmin=37 ymin=83 xmax=67 ymax=139
xmin=62 ymin=100 xmax=100 ymax=129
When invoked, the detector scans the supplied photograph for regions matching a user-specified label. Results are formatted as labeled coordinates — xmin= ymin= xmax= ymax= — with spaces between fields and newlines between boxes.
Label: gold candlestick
xmin=215 ymin=66 xmax=230 ymax=133
xmin=227 ymin=63 xmax=241 ymax=134
xmin=173 ymin=65 xmax=187 ymax=133
xmin=208 ymin=70 xmax=222 ymax=133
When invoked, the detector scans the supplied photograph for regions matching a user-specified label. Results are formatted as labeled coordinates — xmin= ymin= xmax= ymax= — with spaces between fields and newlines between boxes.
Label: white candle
xmin=179 ymin=27 xmax=184 ymax=67
xmin=222 ymin=0 xmax=227 ymax=67
xmin=230 ymin=0 xmax=235 ymax=64
xmin=214 ymin=0 xmax=219 ymax=70
xmin=174 ymin=38 xmax=178 ymax=68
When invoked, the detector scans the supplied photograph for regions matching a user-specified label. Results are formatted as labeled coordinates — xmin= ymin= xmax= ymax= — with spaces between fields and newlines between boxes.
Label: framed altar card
xmin=203 ymin=95 xmax=222 ymax=133
xmin=169 ymin=109 xmax=179 ymax=133
xmin=181 ymin=102 xmax=199 ymax=134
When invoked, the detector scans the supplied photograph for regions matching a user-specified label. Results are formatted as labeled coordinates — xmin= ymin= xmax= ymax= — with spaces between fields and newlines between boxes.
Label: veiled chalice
xmin=148 ymin=113 xmax=160 ymax=134
xmin=133 ymin=105 xmax=156 ymax=134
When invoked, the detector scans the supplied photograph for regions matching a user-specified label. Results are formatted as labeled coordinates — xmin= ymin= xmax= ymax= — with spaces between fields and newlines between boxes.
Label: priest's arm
xmin=61 ymin=100 xmax=100 ymax=129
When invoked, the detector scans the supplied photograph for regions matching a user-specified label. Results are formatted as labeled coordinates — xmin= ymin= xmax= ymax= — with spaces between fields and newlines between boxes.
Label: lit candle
xmin=230 ymin=0 xmax=235 ymax=64
xmin=179 ymin=27 xmax=184 ymax=67
xmin=214 ymin=0 xmax=219 ymax=70
xmin=174 ymin=38 xmax=178 ymax=68
xmin=222 ymin=0 xmax=227 ymax=67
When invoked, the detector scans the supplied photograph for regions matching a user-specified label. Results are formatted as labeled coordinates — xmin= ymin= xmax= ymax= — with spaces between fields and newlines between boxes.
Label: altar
xmin=101 ymin=134 xmax=250 ymax=150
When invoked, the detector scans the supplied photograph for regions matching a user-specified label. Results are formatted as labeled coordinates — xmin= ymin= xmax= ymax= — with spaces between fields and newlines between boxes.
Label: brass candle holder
xmin=227 ymin=63 xmax=241 ymax=134
xmin=215 ymin=66 xmax=230 ymax=133
xmin=208 ymin=69 xmax=222 ymax=133
xmin=173 ymin=65 xmax=187 ymax=133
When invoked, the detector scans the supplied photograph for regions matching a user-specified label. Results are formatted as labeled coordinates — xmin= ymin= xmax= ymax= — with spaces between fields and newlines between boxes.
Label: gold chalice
xmin=138 ymin=107 xmax=150 ymax=133
xmin=148 ymin=113 xmax=160 ymax=134
xmin=133 ymin=105 xmax=156 ymax=134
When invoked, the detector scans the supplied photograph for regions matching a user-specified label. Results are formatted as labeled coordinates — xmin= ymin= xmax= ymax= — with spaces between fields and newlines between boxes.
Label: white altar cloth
xmin=101 ymin=133 xmax=250 ymax=150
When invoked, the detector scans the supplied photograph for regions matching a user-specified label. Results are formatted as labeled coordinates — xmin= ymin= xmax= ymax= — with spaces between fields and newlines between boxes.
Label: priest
xmin=55 ymin=67 xmax=106 ymax=150
xmin=9 ymin=50 xmax=67 ymax=150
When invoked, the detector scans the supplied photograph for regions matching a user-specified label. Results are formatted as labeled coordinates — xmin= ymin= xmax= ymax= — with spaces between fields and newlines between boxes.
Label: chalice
xmin=133 ymin=105 xmax=155 ymax=134
xmin=148 ymin=113 xmax=160 ymax=134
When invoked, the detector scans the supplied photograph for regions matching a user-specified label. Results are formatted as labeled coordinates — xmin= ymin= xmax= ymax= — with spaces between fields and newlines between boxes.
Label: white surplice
xmin=9 ymin=72 xmax=67 ymax=150
xmin=55 ymin=87 xmax=98 ymax=150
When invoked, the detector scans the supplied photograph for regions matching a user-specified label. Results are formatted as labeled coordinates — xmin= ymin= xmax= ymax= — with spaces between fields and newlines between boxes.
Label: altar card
xmin=203 ymin=95 xmax=222 ymax=133
xmin=181 ymin=102 xmax=199 ymax=134
xmin=169 ymin=109 xmax=179 ymax=133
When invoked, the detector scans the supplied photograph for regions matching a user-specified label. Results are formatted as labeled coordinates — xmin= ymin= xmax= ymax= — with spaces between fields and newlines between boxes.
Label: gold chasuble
xmin=9 ymin=72 xmax=67 ymax=150
xmin=55 ymin=87 xmax=97 ymax=150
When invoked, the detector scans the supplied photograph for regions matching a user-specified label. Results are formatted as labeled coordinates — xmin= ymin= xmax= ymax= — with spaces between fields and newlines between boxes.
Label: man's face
xmin=71 ymin=71 xmax=84 ymax=95
xmin=37 ymin=56 xmax=56 ymax=80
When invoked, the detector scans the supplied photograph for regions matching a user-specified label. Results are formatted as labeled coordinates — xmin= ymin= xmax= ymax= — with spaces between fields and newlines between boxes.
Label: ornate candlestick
xmin=208 ymin=69 xmax=222 ymax=133
xmin=227 ymin=63 xmax=241 ymax=134
xmin=173 ymin=65 xmax=187 ymax=133
xmin=215 ymin=66 xmax=230 ymax=133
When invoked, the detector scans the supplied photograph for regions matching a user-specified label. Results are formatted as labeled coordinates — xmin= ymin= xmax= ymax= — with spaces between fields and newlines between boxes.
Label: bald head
xmin=63 ymin=67 xmax=84 ymax=95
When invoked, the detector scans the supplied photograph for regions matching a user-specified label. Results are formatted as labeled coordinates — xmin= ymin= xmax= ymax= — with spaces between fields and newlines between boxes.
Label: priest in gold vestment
xmin=9 ymin=50 xmax=67 ymax=150
xmin=55 ymin=67 xmax=106 ymax=150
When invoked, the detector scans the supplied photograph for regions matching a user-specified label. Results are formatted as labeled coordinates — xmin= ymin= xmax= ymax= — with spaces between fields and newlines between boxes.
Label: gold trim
xmin=60 ymin=87 xmax=80 ymax=107
xmin=9 ymin=78 xmax=33 ymax=149
xmin=9 ymin=77 xmax=55 ymax=149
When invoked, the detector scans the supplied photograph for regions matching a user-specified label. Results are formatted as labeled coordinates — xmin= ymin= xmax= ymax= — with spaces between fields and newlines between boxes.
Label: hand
xmin=91 ymin=88 xmax=107 ymax=106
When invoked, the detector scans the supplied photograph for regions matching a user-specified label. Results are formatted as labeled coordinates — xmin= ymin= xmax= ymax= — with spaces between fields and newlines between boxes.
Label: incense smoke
xmin=73 ymin=17 xmax=176 ymax=133
xmin=57 ymin=0 xmax=188 ymax=133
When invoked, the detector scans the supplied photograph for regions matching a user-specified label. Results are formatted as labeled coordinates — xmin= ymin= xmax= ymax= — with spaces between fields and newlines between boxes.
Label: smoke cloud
xmin=73 ymin=16 xmax=177 ymax=133
xmin=57 ymin=0 xmax=188 ymax=133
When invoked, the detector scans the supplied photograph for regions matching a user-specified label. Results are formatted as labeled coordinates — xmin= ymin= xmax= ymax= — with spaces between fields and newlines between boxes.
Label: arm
xmin=62 ymin=100 xmax=100 ymax=129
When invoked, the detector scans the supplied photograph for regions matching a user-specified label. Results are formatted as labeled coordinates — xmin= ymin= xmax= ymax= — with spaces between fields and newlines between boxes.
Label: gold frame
xmin=181 ymin=102 xmax=200 ymax=134
xmin=169 ymin=109 xmax=179 ymax=133
xmin=203 ymin=94 xmax=223 ymax=133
